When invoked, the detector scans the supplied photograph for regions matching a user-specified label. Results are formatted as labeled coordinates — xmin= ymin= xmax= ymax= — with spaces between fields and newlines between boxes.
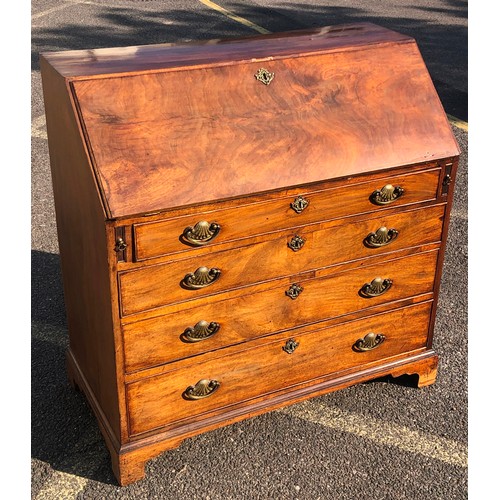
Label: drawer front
xmin=123 ymin=250 xmax=438 ymax=372
xmin=133 ymin=168 xmax=441 ymax=261
xmin=126 ymin=301 xmax=432 ymax=436
xmin=119 ymin=205 xmax=444 ymax=316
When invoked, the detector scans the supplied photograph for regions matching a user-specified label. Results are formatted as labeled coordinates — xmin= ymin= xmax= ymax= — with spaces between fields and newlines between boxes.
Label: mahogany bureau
xmin=40 ymin=23 xmax=460 ymax=485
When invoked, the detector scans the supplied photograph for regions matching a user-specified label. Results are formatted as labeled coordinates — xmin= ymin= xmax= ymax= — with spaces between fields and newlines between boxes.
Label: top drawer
xmin=133 ymin=167 xmax=441 ymax=261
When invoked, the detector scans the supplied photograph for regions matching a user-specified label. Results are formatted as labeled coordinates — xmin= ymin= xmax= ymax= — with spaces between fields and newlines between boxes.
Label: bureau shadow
xmin=31 ymin=1 xmax=467 ymax=121
xmin=31 ymin=250 xmax=116 ymax=484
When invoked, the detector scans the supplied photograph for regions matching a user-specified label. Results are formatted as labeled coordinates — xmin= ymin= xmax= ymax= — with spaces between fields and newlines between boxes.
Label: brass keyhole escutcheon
xmin=291 ymin=195 xmax=309 ymax=214
xmin=282 ymin=339 xmax=299 ymax=354
xmin=288 ymin=235 xmax=305 ymax=252
xmin=114 ymin=237 xmax=127 ymax=252
xmin=255 ymin=68 xmax=274 ymax=85
xmin=285 ymin=283 xmax=303 ymax=300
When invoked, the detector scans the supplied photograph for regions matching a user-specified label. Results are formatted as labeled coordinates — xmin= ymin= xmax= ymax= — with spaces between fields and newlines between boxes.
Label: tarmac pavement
xmin=31 ymin=1 xmax=468 ymax=498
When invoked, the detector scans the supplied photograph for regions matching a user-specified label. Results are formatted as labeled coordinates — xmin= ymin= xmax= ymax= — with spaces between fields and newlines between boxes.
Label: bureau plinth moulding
xmin=40 ymin=22 xmax=460 ymax=485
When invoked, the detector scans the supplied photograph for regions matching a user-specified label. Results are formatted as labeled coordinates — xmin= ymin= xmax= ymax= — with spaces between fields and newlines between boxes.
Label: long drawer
xmin=133 ymin=168 xmax=441 ymax=261
xmin=119 ymin=204 xmax=444 ymax=316
xmin=126 ymin=301 xmax=432 ymax=436
xmin=122 ymin=250 xmax=438 ymax=372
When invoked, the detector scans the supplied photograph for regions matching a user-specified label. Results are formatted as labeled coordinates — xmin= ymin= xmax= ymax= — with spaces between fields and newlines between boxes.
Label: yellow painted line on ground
xmin=447 ymin=114 xmax=468 ymax=132
xmin=35 ymin=470 xmax=88 ymax=500
xmin=198 ymin=0 xmax=271 ymax=34
xmin=281 ymin=401 xmax=467 ymax=467
xmin=32 ymin=3 xmax=75 ymax=20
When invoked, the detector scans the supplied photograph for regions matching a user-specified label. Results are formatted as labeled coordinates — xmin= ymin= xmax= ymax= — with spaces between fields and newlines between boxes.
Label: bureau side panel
xmin=40 ymin=57 xmax=125 ymax=444
xmin=427 ymin=158 xmax=461 ymax=346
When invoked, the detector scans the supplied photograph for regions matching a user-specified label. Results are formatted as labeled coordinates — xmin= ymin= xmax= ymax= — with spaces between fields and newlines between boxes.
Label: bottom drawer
xmin=126 ymin=301 xmax=432 ymax=436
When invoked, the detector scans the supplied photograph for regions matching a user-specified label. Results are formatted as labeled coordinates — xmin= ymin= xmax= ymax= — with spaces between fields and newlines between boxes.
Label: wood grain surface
xmin=118 ymin=204 xmax=445 ymax=315
xmin=113 ymin=349 xmax=438 ymax=485
xmin=72 ymin=41 xmax=458 ymax=218
xmin=40 ymin=23 xmax=411 ymax=78
xmin=126 ymin=301 xmax=432 ymax=436
xmin=122 ymin=250 xmax=438 ymax=372
xmin=133 ymin=168 xmax=441 ymax=261
xmin=40 ymin=22 xmax=460 ymax=486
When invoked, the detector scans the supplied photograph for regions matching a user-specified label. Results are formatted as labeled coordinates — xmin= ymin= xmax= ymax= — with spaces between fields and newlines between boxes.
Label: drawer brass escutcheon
xmin=181 ymin=266 xmax=221 ymax=289
xmin=114 ymin=237 xmax=127 ymax=252
xmin=363 ymin=227 xmax=399 ymax=248
xmin=282 ymin=339 xmax=299 ymax=354
xmin=353 ymin=333 xmax=386 ymax=352
xmin=359 ymin=277 xmax=393 ymax=298
xmin=181 ymin=321 xmax=220 ymax=343
xmin=183 ymin=379 xmax=220 ymax=400
xmin=285 ymin=283 xmax=303 ymax=299
xmin=254 ymin=67 xmax=274 ymax=85
xmin=288 ymin=235 xmax=306 ymax=252
xmin=290 ymin=195 xmax=309 ymax=214
xmin=182 ymin=221 xmax=221 ymax=246
xmin=370 ymin=184 xmax=404 ymax=205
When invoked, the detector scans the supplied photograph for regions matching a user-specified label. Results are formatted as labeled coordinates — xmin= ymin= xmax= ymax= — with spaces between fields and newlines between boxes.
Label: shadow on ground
xmin=31 ymin=250 xmax=117 ymax=484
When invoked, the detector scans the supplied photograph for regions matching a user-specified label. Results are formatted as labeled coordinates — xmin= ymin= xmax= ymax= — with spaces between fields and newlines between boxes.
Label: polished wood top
xmin=41 ymin=23 xmax=411 ymax=78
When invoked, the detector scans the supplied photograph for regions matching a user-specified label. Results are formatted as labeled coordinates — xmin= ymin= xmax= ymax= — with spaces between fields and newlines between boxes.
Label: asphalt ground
xmin=30 ymin=1 xmax=468 ymax=498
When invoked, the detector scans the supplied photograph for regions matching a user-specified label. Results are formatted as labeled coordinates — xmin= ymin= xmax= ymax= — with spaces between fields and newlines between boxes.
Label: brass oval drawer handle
xmin=181 ymin=266 xmax=221 ymax=289
xmin=183 ymin=379 xmax=220 ymax=400
xmin=353 ymin=333 xmax=386 ymax=352
xmin=182 ymin=221 xmax=221 ymax=246
xmin=290 ymin=195 xmax=309 ymax=214
xmin=370 ymin=184 xmax=404 ymax=205
xmin=285 ymin=283 xmax=303 ymax=300
xmin=181 ymin=321 xmax=220 ymax=343
xmin=364 ymin=227 xmax=399 ymax=248
xmin=359 ymin=277 xmax=393 ymax=298
xmin=288 ymin=235 xmax=306 ymax=252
